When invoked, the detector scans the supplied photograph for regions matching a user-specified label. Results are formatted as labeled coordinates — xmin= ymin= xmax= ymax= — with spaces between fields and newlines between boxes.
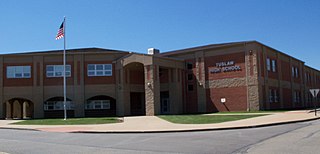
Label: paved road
xmin=0 ymin=120 xmax=319 ymax=154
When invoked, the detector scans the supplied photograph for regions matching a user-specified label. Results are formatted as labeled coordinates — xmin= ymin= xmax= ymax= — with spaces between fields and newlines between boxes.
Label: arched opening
xmin=4 ymin=98 xmax=34 ymax=119
xmin=124 ymin=62 xmax=146 ymax=116
xmin=43 ymin=97 xmax=74 ymax=118
xmin=85 ymin=95 xmax=116 ymax=117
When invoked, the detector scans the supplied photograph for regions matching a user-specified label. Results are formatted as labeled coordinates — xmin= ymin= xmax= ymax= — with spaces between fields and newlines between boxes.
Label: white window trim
xmin=6 ymin=66 xmax=31 ymax=78
xmin=87 ymin=64 xmax=112 ymax=77
xmin=295 ymin=67 xmax=299 ymax=78
xmin=44 ymin=101 xmax=74 ymax=110
xmin=271 ymin=60 xmax=276 ymax=72
xmin=46 ymin=65 xmax=71 ymax=78
xmin=85 ymin=100 xmax=111 ymax=110
xmin=292 ymin=67 xmax=295 ymax=77
xmin=266 ymin=58 xmax=271 ymax=71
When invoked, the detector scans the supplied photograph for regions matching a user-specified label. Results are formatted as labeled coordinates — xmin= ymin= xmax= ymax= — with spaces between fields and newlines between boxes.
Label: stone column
xmin=145 ymin=65 xmax=160 ymax=116
xmin=23 ymin=101 xmax=27 ymax=119
xmin=13 ymin=100 xmax=22 ymax=119
xmin=116 ymin=67 xmax=126 ymax=116
xmin=195 ymin=52 xmax=206 ymax=113
xmin=5 ymin=101 xmax=11 ymax=119
xmin=246 ymin=49 xmax=260 ymax=111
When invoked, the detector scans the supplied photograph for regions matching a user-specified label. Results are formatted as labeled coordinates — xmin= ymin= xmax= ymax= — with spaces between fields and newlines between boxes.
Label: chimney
xmin=147 ymin=48 xmax=160 ymax=55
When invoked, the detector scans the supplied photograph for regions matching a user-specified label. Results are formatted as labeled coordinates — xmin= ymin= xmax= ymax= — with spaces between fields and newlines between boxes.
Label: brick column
xmin=73 ymin=55 xmax=84 ymax=117
xmin=116 ymin=68 xmax=127 ymax=116
xmin=32 ymin=56 xmax=44 ymax=118
xmin=246 ymin=48 xmax=260 ymax=111
xmin=0 ymin=56 xmax=3 ymax=119
xmin=195 ymin=52 xmax=206 ymax=113
xmin=145 ymin=65 xmax=160 ymax=116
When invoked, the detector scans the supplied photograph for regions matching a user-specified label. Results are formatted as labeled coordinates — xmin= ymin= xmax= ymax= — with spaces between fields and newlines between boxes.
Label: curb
xmin=0 ymin=127 xmax=39 ymax=132
xmin=71 ymin=116 xmax=320 ymax=134
xmin=1 ymin=116 xmax=319 ymax=134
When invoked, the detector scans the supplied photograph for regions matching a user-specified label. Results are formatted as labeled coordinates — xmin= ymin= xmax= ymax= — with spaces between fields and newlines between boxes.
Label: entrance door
xmin=130 ymin=92 xmax=146 ymax=116
xmin=161 ymin=98 xmax=170 ymax=114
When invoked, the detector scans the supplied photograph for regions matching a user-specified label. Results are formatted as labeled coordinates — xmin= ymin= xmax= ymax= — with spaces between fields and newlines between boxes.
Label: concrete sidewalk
xmin=0 ymin=110 xmax=319 ymax=133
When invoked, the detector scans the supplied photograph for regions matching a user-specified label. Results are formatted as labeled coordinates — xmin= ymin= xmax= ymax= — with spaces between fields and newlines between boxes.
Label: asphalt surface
xmin=0 ymin=119 xmax=319 ymax=154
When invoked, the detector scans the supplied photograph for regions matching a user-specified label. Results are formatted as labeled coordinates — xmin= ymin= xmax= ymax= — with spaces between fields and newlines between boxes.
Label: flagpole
xmin=63 ymin=16 xmax=67 ymax=120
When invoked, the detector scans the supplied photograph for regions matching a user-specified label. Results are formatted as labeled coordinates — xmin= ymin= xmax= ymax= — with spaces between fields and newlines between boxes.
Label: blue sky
xmin=1 ymin=0 xmax=319 ymax=69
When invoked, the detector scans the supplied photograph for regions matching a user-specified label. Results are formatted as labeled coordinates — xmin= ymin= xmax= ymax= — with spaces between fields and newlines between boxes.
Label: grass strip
xmin=159 ymin=114 xmax=268 ymax=124
xmin=11 ymin=117 xmax=119 ymax=125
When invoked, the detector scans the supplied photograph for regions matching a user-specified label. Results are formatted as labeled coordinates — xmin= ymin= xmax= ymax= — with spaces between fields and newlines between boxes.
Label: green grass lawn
xmin=11 ymin=117 xmax=119 ymax=125
xmin=210 ymin=110 xmax=290 ymax=114
xmin=158 ymin=114 xmax=268 ymax=124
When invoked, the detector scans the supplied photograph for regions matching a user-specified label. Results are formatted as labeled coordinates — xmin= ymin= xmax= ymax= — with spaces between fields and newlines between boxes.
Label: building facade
xmin=1 ymin=41 xmax=319 ymax=119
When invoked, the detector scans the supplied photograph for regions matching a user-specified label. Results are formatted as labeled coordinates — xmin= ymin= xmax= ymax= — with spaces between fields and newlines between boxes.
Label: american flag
xmin=55 ymin=21 xmax=64 ymax=40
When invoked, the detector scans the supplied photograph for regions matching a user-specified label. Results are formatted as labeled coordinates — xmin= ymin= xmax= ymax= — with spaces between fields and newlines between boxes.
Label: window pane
xmin=102 ymin=101 xmax=110 ymax=109
xmin=96 ymin=65 xmax=103 ymax=70
xmin=96 ymin=71 xmax=103 ymax=76
xmin=47 ymin=66 xmax=54 ymax=71
xmin=23 ymin=66 xmax=31 ymax=72
xmin=105 ymin=71 xmax=112 ymax=76
xmin=15 ymin=73 xmax=22 ymax=78
xmin=104 ymin=64 xmax=112 ymax=70
xmin=88 ymin=71 xmax=95 ymax=76
xmin=88 ymin=64 xmax=95 ymax=70
xmin=55 ymin=72 xmax=62 ymax=77
xmin=24 ymin=73 xmax=31 ymax=78
xmin=187 ymin=63 xmax=193 ymax=70
xmin=55 ymin=65 xmax=63 ymax=72
xmin=65 ymin=72 xmax=71 ymax=77
xmin=47 ymin=72 xmax=54 ymax=77
xmin=7 ymin=67 xmax=15 ymax=78
xmin=15 ymin=66 xmax=23 ymax=72
xmin=66 ymin=65 xmax=71 ymax=71
xmin=94 ymin=103 xmax=101 ymax=109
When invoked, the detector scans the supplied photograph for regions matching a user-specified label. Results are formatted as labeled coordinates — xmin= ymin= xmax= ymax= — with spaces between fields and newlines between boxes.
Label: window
xmin=6 ymin=66 xmax=31 ymax=78
xmin=269 ymin=89 xmax=273 ymax=103
xmin=85 ymin=100 xmax=110 ymax=110
xmin=187 ymin=62 xmax=193 ymax=70
xmin=266 ymin=58 xmax=271 ymax=71
xmin=46 ymin=65 xmax=71 ymax=77
xmin=44 ymin=101 xmax=74 ymax=110
xmin=271 ymin=60 xmax=276 ymax=72
xmin=187 ymin=74 xmax=193 ymax=81
xmin=87 ymin=64 xmax=112 ymax=76
xmin=188 ymin=84 xmax=194 ymax=91
xmin=293 ymin=91 xmax=301 ymax=103
xmin=307 ymin=93 xmax=312 ymax=103
xmin=269 ymin=89 xmax=279 ymax=103
xmin=292 ymin=66 xmax=299 ymax=78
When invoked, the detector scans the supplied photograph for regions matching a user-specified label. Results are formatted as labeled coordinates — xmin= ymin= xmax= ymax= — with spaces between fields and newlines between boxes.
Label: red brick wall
xmin=205 ymin=52 xmax=246 ymax=80
xmin=267 ymin=56 xmax=278 ymax=79
xmin=3 ymin=63 xmax=33 ymax=87
xmin=281 ymin=61 xmax=291 ymax=81
xmin=260 ymin=53 xmax=265 ymax=77
xmin=160 ymin=68 xmax=169 ymax=83
xmin=292 ymin=65 xmax=301 ymax=83
xmin=185 ymin=59 xmax=198 ymax=113
xmin=206 ymin=86 xmax=247 ymax=112
xmin=268 ymin=87 xmax=281 ymax=109
xmin=129 ymin=70 xmax=144 ymax=84
xmin=84 ymin=61 xmax=115 ymax=85
xmin=43 ymin=62 xmax=74 ymax=86
xmin=282 ymin=88 xmax=292 ymax=109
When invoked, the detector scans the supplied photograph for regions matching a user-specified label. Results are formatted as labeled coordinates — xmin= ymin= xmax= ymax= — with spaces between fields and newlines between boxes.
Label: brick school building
xmin=1 ymin=41 xmax=319 ymax=119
